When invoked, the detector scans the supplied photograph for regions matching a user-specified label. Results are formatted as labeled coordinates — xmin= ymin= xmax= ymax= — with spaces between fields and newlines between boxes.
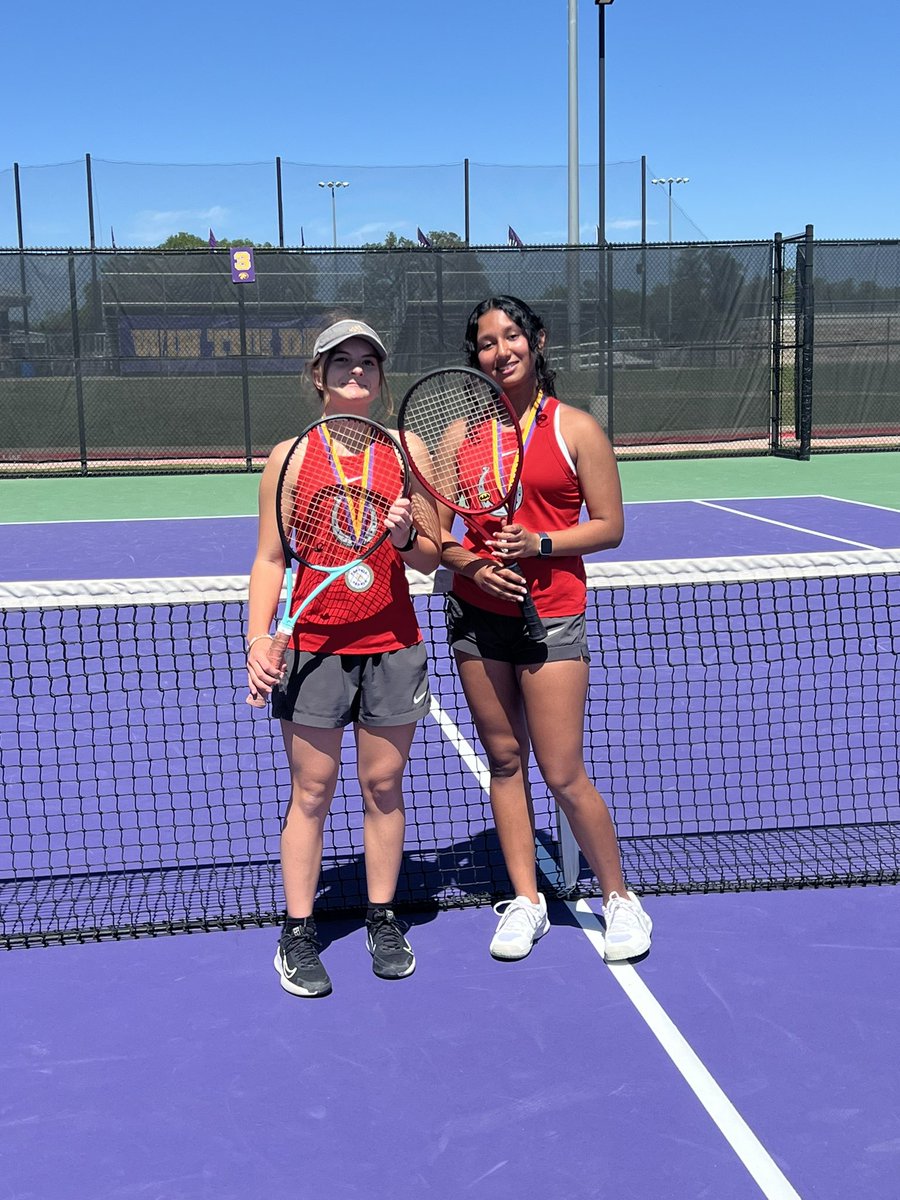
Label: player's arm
xmin=495 ymin=406 xmax=624 ymax=561
xmin=387 ymin=430 xmax=440 ymax=575
xmin=438 ymin=502 xmax=528 ymax=599
xmin=431 ymin=419 xmax=492 ymax=578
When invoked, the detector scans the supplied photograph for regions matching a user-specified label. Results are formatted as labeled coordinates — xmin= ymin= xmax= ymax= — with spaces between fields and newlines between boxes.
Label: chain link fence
xmin=1 ymin=239 xmax=897 ymax=476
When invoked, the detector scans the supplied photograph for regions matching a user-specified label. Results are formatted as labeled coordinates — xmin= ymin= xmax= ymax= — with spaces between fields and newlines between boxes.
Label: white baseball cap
xmin=312 ymin=319 xmax=387 ymax=362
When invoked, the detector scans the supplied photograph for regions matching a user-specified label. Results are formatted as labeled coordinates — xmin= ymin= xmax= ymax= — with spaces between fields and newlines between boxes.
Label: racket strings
xmin=279 ymin=419 xmax=406 ymax=569
xmin=402 ymin=374 xmax=518 ymax=515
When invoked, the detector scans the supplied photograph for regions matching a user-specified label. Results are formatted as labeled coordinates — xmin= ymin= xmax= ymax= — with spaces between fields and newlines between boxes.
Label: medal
xmin=345 ymin=563 xmax=375 ymax=593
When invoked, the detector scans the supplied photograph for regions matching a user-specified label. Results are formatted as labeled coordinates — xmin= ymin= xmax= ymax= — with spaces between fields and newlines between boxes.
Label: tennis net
xmin=2 ymin=551 xmax=899 ymax=948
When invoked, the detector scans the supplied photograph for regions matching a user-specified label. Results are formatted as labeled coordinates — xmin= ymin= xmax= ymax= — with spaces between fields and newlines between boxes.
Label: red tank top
xmin=452 ymin=396 xmax=587 ymax=618
xmin=288 ymin=432 xmax=421 ymax=654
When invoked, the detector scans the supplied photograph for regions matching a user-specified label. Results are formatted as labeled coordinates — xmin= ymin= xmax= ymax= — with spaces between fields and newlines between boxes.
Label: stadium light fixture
xmin=650 ymin=176 xmax=690 ymax=243
xmin=651 ymin=176 xmax=690 ymax=340
xmin=318 ymin=180 xmax=350 ymax=247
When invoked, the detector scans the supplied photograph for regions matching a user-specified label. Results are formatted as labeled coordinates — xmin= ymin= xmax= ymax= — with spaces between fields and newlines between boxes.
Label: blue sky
xmin=3 ymin=0 xmax=896 ymax=249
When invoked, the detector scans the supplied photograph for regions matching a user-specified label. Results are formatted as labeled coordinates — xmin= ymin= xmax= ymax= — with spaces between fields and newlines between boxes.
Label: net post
xmin=556 ymin=807 xmax=581 ymax=892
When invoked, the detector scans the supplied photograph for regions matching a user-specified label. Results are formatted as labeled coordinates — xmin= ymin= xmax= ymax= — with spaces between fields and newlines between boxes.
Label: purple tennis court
xmin=3 ymin=888 xmax=898 ymax=1199
xmin=2 ymin=494 xmax=899 ymax=1198
xmin=5 ymin=495 xmax=900 ymax=581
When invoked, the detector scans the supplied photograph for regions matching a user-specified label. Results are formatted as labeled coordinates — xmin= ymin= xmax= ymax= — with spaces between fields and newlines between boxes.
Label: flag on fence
xmin=300 ymin=226 xmax=305 ymax=248
xmin=417 ymin=227 xmax=433 ymax=248
xmin=110 ymin=227 xmax=117 ymax=250
xmin=208 ymin=228 xmax=218 ymax=250
xmin=508 ymin=225 xmax=524 ymax=249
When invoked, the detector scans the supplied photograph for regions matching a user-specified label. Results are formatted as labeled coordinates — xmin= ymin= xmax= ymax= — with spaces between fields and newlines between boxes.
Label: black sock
xmin=366 ymin=903 xmax=393 ymax=923
xmin=284 ymin=913 xmax=314 ymax=932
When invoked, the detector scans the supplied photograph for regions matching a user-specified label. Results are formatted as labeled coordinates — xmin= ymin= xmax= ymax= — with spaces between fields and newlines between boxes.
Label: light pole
xmin=595 ymin=1 xmax=614 ymax=248
xmin=651 ymin=176 xmax=689 ymax=339
xmin=651 ymin=175 xmax=689 ymax=242
xmin=567 ymin=0 xmax=579 ymax=245
xmin=318 ymin=180 xmax=349 ymax=247
xmin=565 ymin=0 xmax=580 ymax=372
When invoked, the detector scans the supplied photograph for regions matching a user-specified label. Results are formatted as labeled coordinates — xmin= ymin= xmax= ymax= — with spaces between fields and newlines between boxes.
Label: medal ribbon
xmin=318 ymin=425 xmax=373 ymax=545
xmin=491 ymin=389 xmax=544 ymax=497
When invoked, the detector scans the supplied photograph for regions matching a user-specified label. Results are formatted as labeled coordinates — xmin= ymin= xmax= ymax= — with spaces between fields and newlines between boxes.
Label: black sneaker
xmin=273 ymin=919 xmax=332 ymax=997
xmin=365 ymin=908 xmax=415 ymax=980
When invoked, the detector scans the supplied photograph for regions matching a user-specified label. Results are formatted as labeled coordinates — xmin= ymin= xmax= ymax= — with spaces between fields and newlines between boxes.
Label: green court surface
xmin=0 ymin=451 xmax=898 ymax=523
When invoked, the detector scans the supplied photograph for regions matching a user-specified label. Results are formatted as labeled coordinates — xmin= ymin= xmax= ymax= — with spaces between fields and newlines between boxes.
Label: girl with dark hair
xmin=442 ymin=295 xmax=652 ymax=962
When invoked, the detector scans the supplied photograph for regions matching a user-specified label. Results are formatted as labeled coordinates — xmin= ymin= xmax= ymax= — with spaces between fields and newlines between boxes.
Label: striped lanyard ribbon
xmin=491 ymin=390 xmax=544 ymax=494
xmin=318 ymin=424 xmax=373 ymax=543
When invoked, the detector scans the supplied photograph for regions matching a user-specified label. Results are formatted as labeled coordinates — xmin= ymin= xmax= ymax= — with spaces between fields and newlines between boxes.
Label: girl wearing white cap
xmin=247 ymin=317 xmax=439 ymax=997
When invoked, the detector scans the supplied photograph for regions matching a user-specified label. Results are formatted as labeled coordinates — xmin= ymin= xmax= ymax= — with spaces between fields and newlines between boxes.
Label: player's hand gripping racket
xmin=247 ymin=414 xmax=409 ymax=707
xmin=397 ymin=367 xmax=547 ymax=641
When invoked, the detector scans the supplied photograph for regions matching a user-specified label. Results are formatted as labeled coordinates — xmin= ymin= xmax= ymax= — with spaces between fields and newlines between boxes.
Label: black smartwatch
xmin=397 ymin=526 xmax=418 ymax=552
xmin=537 ymin=533 xmax=553 ymax=558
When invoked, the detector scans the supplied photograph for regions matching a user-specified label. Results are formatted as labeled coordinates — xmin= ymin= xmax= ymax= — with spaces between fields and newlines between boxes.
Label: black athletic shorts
xmin=444 ymin=593 xmax=590 ymax=666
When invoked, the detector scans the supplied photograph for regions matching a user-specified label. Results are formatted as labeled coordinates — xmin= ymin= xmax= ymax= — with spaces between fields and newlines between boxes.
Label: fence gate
xmin=771 ymin=224 xmax=814 ymax=458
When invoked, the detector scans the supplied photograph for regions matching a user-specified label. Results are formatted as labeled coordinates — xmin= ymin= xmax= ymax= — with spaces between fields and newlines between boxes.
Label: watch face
xmin=540 ymin=535 xmax=552 ymax=557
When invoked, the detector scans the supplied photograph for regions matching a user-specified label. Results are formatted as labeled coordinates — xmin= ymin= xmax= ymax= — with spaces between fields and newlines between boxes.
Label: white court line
xmin=0 ymin=513 xmax=255 ymax=527
xmin=431 ymin=693 xmax=803 ymax=1197
xmin=432 ymin=696 xmax=803 ymax=1197
xmin=428 ymin=697 xmax=562 ymax=886
xmin=428 ymin=698 xmax=490 ymax=792
xmin=692 ymin=500 xmax=879 ymax=550
xmin=0 ymin=497 xmax=820 ymax=527
xmin=819 ymin=493 xmax=900 ymax=515
xmin=569 ymin=900 xmax=804 ymax=1200
xmin=624 ymin=494 xmax=822 ymax=505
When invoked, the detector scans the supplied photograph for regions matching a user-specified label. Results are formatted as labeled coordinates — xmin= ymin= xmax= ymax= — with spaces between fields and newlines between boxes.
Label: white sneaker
xmin=490 ymin=894 xmax=550 ymax=960
xmin=601 ymin=891 xmax=652 ymax=961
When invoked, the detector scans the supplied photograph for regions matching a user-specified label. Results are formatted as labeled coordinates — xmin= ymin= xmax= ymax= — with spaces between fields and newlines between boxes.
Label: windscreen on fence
xmin=0 ymin=240 xmax=897 ymax=476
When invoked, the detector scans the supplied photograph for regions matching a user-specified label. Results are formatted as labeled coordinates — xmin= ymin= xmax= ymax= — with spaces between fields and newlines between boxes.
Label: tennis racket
xmin=397 ymin=367 xmax=547 ymax=641
xmin=247 ymin=413 xmax=410 ymax=707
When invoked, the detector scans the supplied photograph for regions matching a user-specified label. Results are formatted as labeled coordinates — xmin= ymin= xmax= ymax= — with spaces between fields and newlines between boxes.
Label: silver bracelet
xmin=247 ymin=633 xmax=274 ymax=652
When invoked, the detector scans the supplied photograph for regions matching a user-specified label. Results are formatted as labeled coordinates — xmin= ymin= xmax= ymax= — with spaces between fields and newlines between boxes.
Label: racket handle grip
xmin=507 ymin=562 xmax=547 ymax=641
xmin=245 ymin=630 xmax=292 ymax=708
xmin=266 ymin=630 xmax=291 ymax=670
xmin=520 ymin=592 xmax=548 ymax=642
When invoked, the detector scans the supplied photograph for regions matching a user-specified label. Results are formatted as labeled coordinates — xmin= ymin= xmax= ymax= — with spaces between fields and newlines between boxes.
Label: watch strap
xmin=397 ymin=526 xmax=418 ymax=552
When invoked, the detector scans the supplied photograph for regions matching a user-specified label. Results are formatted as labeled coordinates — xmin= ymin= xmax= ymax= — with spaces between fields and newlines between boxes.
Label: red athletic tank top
xmin=452 ymin=396 xmax=587 ymax=618
xmin=288 ymin=432 xmax=421 ymax=654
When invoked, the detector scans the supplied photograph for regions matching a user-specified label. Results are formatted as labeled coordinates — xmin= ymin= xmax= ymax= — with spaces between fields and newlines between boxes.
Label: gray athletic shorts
xmin=445 ymin=593 xmax=590 ymax=666
xmin=271 ymin=641 xmax=432 ymax=729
